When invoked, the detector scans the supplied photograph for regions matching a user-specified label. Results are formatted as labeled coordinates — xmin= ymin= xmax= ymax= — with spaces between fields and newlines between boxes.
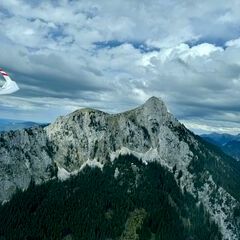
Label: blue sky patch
xmin=94 ymin=40 xmax=160 ymax=53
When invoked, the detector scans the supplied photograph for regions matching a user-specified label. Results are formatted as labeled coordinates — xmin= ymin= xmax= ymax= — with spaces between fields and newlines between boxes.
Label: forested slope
xmin=0 ymin=155 xmax=221 ymax=240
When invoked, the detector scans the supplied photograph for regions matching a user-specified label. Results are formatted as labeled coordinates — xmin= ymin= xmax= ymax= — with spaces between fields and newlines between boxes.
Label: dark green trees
xmin=0 ymin=154 xmax=221 ymax=240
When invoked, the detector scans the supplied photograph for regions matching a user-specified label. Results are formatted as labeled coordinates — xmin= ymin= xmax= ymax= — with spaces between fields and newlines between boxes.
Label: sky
xmin=1 ymin=0 xmax=240 ymax=134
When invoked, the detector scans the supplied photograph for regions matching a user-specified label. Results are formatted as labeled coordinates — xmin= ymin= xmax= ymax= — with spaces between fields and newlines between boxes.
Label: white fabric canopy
xmin=0 ymin=68 xmax=19 ymax=95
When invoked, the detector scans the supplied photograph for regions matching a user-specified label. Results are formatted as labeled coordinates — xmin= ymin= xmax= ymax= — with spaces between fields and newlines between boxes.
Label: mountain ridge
xmin=201 ymin=132 xmax=240 ymax=161
xmin=0 ymin=154 xmax=222 ymax=240
xmin=0 ymin=118 xmax=44 ymax=132
xmin=0 ymin=97 xmax=240 ymax=239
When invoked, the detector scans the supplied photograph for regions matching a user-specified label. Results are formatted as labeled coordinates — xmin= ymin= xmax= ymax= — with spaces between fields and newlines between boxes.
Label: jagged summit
xmin=70 ymin=107 xmax=109 ymax=116
xmin=140 ymin=96 xmax=168 ymax=114
xmin=66 ymin=96 xmax=167 ymax=119
xmin=143 ymin=96 xmax=165 ymax=106
xmin=49 ymin=96 xmax=172 ymax=131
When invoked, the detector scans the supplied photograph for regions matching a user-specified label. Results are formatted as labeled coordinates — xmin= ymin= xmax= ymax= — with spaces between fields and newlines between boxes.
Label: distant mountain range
xmin=201 ymin=132 xmax=240 ymax=161
xmin=0 ymin=118 xmax=47 ymax=132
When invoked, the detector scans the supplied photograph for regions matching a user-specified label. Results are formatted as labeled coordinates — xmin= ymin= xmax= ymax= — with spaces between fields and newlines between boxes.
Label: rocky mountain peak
xmin=131 ymin=96 xmax=175 ymax=127
xmin=142 ymin=96 xmax=167 ymax=110
xmin=71 ymin=107 xmax=108 ymax=116
xmin=134 ymin=96 xmax=168 ymax=116
xmin=0 ymin=97 xmax=240 ymax=239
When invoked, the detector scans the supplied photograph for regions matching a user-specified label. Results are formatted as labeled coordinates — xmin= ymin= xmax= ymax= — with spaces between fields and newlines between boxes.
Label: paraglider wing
xmin=0 ymin=68 xmax=19 ymax=95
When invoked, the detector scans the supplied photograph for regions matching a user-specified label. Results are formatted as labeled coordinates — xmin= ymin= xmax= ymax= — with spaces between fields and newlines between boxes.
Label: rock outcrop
xmin=0 ymin=127 xmax=55 ymax=202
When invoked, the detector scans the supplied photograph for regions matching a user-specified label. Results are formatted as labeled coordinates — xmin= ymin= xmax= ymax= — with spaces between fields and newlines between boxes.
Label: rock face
xmin=0 ymin=128 xmax=55 ymax=202
xmin=46 ymin=97 xmax=178 ymax=170
xmin=0 ymin=96 xmax=240 ymax=239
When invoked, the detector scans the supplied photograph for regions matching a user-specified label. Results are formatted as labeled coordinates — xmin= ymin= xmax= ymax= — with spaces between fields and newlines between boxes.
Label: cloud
xmin=225 ymin=37 xmax=240 ymax=48
xmin=0 ymin=0 xmax=240 ymax=133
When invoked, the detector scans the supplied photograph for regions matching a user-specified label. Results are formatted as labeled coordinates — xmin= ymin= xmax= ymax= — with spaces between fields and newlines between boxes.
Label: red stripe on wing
xmin=1 ymin=73 xmax=9 ymax=76
xmin=0 ymin=70 xmax=9 ymax=75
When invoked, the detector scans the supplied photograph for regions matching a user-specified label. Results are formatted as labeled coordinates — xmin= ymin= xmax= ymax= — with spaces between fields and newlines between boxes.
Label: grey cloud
xmin=1 ymin=0 xmax=240 ymax=133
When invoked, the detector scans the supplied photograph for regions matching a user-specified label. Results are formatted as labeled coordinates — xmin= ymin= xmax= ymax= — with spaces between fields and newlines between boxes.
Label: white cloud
xmin=1 ymin=0 xmax=240 ymax=133
xmin=225 ymin=37 xmax=240 ymax=48
xmin=182 ymin=121 xmax=240 ymax=135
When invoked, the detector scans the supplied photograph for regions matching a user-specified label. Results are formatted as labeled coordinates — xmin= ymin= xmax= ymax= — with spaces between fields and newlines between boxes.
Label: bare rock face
xmin=0 ymin=96 xmax=240 ymax=239
xmin=0 ymin=127 xmax=55 ymax=202
xmin=46 ymin=96 xmax=179 ymax=170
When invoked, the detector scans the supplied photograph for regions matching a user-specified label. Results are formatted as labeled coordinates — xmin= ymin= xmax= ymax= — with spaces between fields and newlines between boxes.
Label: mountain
xmin=201 ymin=132 xmax=237 ymax=146
xmin=201 ymin=133 xmax=240 ymax=161
xmin=222 ymin=140 xmax=240 ymax=161
xmin=0 ymin=97 xmax=240 ymax=239
xmin=0 ymin=155 xmax=221 ymax=240
xmin=0 ymin=118 xmax=45 ymax=132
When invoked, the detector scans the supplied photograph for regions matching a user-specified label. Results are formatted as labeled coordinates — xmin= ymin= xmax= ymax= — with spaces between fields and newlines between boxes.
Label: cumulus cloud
xmin=1 ymin=0 xmax=240 ymax=133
